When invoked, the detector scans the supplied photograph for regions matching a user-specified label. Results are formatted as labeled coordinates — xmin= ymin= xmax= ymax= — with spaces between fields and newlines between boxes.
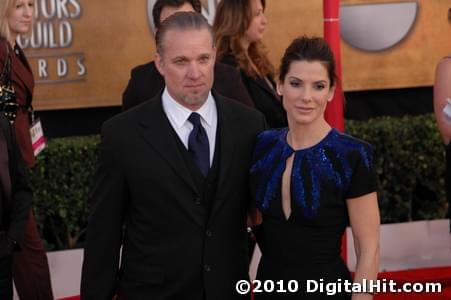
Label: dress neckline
xmin=282 ymin=127 xmax=337 ymax=153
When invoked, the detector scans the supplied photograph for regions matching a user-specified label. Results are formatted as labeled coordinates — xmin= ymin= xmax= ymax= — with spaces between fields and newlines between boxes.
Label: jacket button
xmin=194 ymin=197 xmax=201 ymax=205
xmin=204 ymin=264 xmax=211 ymax=272
xmin=205 ymin=230 xmax=212 ymax=237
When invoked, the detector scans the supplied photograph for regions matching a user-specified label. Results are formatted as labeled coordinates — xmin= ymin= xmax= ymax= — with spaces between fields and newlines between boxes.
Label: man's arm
xmin=122 ymin=68 xmax=141 ymax=112
xmin=122 ymin=62 xmax=165 ymax=111
xmin=80 ymin=122 xmax=128 ymax=299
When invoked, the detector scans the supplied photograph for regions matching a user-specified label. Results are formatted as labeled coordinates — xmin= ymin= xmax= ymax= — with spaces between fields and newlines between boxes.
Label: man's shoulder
xmin=130 ymin=60 xmax=158 ymax=78
xmin=104 ymin=96 xmax=160 ymax=132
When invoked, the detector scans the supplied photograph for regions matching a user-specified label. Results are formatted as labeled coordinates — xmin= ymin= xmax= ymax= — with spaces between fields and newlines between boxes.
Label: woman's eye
xmin=289 ymin=81 xmax=300 ymax=87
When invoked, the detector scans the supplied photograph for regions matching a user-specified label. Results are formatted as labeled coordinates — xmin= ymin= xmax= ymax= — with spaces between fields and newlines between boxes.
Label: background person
xmin=249 ymin=36 xmax=380 ymax=299
xmin=213 ymin=0 xmax=286 ymax=128
xmin=0 ymin=0 xmax=54 ymax=299
xmin=0 ymin=114 xmax=33 ymax=300
xmin=433 ymin=56 xmax=451 ymax=228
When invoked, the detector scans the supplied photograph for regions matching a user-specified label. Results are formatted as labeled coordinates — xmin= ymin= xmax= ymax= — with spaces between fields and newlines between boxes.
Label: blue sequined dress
xmin=250 ymin=128 xmax=378 ymax=299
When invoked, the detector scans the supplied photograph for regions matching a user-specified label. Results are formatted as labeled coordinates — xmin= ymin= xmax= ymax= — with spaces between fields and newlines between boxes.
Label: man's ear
xmin=211 ymin=46 xmax=217 ymax=63
xmin=155 ymin=53 xmax=164 ymax=76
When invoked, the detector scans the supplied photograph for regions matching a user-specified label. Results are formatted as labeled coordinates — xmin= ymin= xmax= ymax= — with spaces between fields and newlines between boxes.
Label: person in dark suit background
xmin=0 ymin=114 xmax=32 ymax=300
xmin=0 ymin=1 xmax=54 ymax=299
xmin=81 ymin=12 xmax=266 ymax=300
xmin=122 ymin=0 xmax=254 ymax=111
xmin=213 ymin=0 xmax=287 ymax=128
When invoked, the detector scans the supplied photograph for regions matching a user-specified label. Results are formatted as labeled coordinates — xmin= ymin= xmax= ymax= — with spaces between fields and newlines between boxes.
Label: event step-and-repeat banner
xmin=23 ymin=0 xmax=451 ymax=110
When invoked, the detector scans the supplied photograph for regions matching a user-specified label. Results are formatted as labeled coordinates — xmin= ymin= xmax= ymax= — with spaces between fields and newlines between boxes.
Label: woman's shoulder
xmin=257 ymin=128 xmax=287 ymax=143
xmin=219 ymin=52 xmax=238 ymax=68
xmin=253 ymin=128 xmax=287 ymax=154
xmin=331 ymin=131 xmax=374 ymax=165
xmin=436 ymin=56 xmax=451 ymax=75
xmin=334 ymin=131 xmax=373 ymax=150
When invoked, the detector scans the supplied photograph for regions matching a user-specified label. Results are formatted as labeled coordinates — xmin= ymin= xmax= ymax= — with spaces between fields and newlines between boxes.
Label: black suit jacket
xmin=220 ymin=54 xmax=287 ymax=129
xmin=122 ymin=61 xmax=255 ymax=111
xmin=81 ymin=93 xmax=266 ymax=300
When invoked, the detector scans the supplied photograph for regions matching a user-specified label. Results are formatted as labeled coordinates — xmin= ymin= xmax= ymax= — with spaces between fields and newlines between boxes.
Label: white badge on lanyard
xmin=29 ymin=111 xmax=46 ymax=156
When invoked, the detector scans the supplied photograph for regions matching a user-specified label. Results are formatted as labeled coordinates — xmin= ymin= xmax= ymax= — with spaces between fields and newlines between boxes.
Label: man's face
xmin=155 ymin=28 xmax=216 ymax=110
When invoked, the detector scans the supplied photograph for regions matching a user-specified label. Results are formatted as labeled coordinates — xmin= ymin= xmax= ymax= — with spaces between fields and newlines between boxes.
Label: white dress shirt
xmin=162 ymin=87 xmax=218 ymax=166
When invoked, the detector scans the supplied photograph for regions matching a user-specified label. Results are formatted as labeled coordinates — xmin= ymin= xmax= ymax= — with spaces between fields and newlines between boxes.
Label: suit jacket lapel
xmin=137 ymin=98 xmax=198 ymax=195
xmin=211 ymin=95 xmax=237 ymax=217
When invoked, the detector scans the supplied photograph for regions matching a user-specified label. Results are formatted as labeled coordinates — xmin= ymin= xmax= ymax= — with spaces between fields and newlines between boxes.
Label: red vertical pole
xmin=323 ymin=0 xmax=347 ymax=262
xmin=323 ymin=0 xmax=345 ymax=132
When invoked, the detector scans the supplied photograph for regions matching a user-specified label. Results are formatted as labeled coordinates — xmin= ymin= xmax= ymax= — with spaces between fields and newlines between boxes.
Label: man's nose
xmin=187 ymin=63 xmax=201 ymax=79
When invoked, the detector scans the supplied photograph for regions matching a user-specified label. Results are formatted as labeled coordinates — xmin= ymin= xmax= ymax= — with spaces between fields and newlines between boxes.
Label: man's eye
xmin=199 ymin=57 xmax=210 ymax=64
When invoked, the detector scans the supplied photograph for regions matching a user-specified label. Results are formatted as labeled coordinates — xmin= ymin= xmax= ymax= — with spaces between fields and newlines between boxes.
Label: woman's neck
xmin=240 ymin=37 xmax=250 ymax=52
xmin=7 ymin=33 xmax=17 ymax=48
xmin=287 ymin=119 xmax=332 ymax=150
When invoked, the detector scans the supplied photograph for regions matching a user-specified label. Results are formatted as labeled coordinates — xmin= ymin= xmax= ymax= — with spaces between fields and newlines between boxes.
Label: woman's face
xmin=244 ymin=0 xmax=267 ymax=44
xmin=8 ymin=0 xmax=34 ymax=36
xmin=278 ymin=60 xmax=335 ymax=127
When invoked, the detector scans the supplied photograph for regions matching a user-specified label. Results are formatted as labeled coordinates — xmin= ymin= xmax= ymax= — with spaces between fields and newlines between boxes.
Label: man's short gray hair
xmin=155 ymin=11 xmax=215 ymax=55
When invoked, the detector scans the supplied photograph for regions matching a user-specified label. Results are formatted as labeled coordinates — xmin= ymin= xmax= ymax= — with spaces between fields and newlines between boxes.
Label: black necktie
xmin=188 ymin=112 xmax=210 ymax=176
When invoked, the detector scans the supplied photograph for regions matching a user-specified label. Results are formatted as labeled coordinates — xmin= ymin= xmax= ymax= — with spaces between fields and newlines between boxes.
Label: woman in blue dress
xmin=250 ymin=36 xmax=380 ymax=299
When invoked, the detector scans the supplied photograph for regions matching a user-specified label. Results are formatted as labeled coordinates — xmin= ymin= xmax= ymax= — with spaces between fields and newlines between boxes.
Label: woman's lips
xmin=295 ymin=106 xmax=314 ymax=113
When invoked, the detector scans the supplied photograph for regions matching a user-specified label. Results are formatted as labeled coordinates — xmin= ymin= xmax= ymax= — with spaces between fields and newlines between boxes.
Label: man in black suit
xmin=122 ymin=0 xmax=254 ymax=111
xmin=0 ymin=114 xmax=32 ymax=300
xmin=81 ymin=12 xmax=265 ymax=300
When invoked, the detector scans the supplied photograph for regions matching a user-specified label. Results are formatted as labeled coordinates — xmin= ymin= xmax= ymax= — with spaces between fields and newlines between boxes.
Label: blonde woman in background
xmin=0 ymin=1 xmax=53 ymax=298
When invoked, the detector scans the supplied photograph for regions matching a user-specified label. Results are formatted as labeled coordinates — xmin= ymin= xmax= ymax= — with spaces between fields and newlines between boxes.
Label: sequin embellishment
xmin=250 ymin=128 xmax=373 ymax=219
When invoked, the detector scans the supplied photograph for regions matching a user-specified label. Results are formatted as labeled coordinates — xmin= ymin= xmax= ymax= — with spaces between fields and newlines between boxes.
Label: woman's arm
xmin=434 ymin=57 xmax=451 ymax=144
xmin=347 ymin=192 xmax=380 ymax=300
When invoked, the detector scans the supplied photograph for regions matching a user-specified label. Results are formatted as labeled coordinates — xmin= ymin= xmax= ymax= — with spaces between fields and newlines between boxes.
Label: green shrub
xmin=28 ymin=115 xmax=446 ymax=250
xmin=29 ymin=135 xmax=99 ymax=250
xmin=347 ymin=115 xmax=446 ymax=223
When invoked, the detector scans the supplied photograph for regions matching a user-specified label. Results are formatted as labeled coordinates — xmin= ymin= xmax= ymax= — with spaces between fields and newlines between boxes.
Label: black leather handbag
xmin=0 ymin=45 xmax=19 ymax=123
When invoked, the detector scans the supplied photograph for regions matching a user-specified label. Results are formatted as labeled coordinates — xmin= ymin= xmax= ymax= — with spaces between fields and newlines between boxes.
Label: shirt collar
xmin=162 ymin=87 xmax=216 ymax=129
